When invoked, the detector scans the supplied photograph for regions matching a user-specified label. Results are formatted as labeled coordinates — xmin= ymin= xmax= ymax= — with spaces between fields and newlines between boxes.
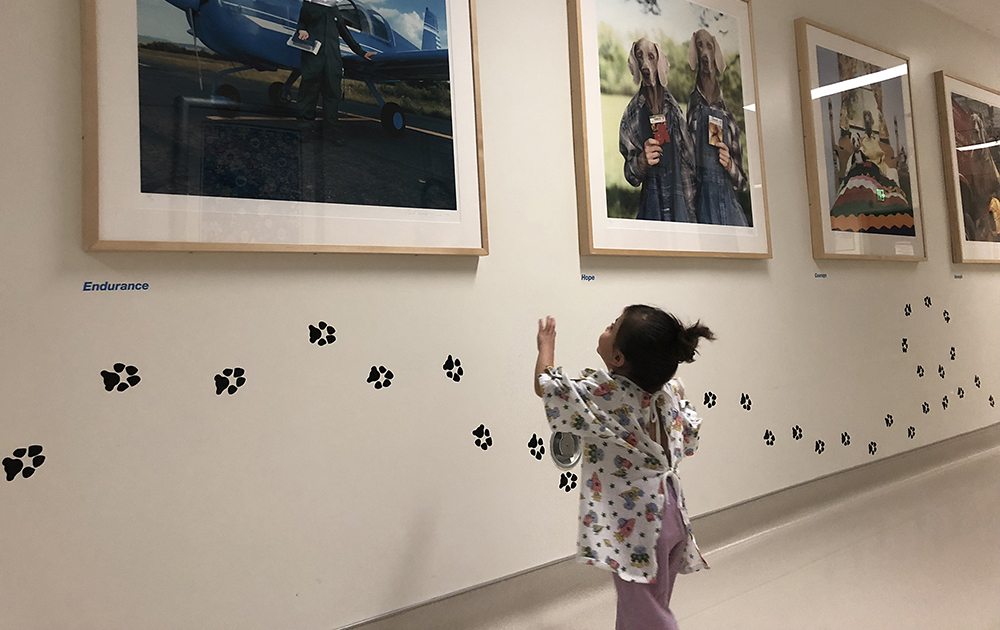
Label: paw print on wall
xmin=559 ymin=472 xmax=578 ymax=492
xmin=739 ymin=393 xmax=752 ymax=411
xmin=101 ymin=363 xmax=141 ymax=392
xmin=841 ymin=432 xmax=851 ymax=446
xmin=443 ymin=355 xmax=464 ymax=382
xmin=958 ymin=387 xmax=965 ymax=399
xmin=942 ymin=396 xmax=949 ymax=410
xmin=3 ymin=445 xmax=45 ymax=481
xmin=367 ymin=366 xmax=394 ymax=389
xmin=215 ymin=367 xmax=247 ymax=395
xmin=792 ymin=425 xmax=803 ymax=440
xmin=916 ymin=365 xmax=924 ymax=378
xmin=703 ymin=392 xmax=717 ymax=408
xmin=472 ymin=424 xmax=493 ymax=450
xmin=815 ymin=440 xmax=825 ymax=455
xmin=950 ymin=347 xmax=956 ymax=361
xmin=527 ymin=434 xmax=545 ymax=460
xmin=868 ymin=442 xmax=878 ymax=455
xmin=924 ymin=296 xmax=932 ymax=308
xmin=904 ymin=303 xmax=912 ymax=316
xmin=763 ymin=429 xmax=775 ymax=446
xmin=922 ymin=402 xmax=930 ymax=414
xmin=885 ymin=414 xmax=894 ymax=428
xmin=907 ymin=426 xmax=916 ymax=439
xmin=975 ymin=375 xmax=981 ymax=388
xmin=938 ymin=365 xmax=946 ymax=379
xmin=901 ymin=338 xmax=908 ymax=353
xmin=308 ymin=321 xmax=336 ymax=346
xmin=943 ymin=310 xmax=951 ymax=323
xmin=991 ymin=395 xmax=996 ymax=408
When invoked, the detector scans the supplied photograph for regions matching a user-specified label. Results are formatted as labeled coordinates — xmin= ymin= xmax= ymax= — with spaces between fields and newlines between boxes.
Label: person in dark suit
xmin=296 ymin=0 xmax=376 ymax=145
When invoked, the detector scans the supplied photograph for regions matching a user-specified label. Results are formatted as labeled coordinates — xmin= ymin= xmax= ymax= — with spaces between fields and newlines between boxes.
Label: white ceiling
xmin=916 ymin=0 xmax=1000 ymax=38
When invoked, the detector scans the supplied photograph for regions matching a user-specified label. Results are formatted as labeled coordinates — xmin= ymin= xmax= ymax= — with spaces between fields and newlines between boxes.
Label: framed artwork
xmin=82 ymin=0 xmax=488 ymax=254
xmin=567 ymin=0 xmax=771 ymax=258
xmin=795 ymin=19 xmax=925 ymax=261
xmin=934 ymin=71 xmax=1000 ymax=263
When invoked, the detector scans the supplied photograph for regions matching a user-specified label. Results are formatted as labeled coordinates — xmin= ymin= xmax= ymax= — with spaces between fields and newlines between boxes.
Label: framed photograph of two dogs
xmin=568 ymin=0 xmax=771 ymax=258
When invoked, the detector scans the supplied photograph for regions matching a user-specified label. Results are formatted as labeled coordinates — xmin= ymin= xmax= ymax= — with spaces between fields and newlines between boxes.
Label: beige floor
xmin=352 ymin=436 xmax=1000 ymax=630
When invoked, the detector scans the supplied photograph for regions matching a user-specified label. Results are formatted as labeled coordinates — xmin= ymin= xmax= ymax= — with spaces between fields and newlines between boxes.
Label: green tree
xmin=598 ymin=23 xmax=633 ymax=96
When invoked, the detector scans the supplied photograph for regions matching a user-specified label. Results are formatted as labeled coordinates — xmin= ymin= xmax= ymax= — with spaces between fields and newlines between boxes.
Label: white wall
xmin=1 ymin=0 xmax=999 ymax=628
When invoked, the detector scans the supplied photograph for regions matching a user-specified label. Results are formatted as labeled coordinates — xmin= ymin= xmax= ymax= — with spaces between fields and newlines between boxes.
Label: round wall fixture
xmin=550 ymin=432 xmax=581 ymax=469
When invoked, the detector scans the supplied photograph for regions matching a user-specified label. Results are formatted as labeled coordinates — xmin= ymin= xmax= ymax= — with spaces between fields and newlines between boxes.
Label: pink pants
xmin=612 ymin=482 xmax=687 ymax=630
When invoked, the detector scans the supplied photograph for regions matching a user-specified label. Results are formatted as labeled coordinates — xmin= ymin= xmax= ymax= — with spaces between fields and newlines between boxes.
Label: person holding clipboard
xmin=293 ymin=0 xmax=376 ymax=145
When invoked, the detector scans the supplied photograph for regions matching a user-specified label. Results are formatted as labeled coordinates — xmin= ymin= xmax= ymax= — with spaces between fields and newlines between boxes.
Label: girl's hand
xmin=537 ymin=316 xmax=556 ymax=350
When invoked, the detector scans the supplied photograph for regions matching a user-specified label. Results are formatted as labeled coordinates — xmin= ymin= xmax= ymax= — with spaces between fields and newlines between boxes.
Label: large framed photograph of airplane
xmin=934 ymin=72 xmax=1000 ymax=263
xmin=81 ymin=0 xmax=488 ymax=254
xmin=795 ymin=19 xmax=925 ymax=261
xmin=567 ymin=0 xmax=771 ymax=258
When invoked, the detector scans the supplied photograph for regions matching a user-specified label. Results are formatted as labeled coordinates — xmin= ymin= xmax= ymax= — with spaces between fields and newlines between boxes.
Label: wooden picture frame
xmin=934 ymin=71 xmax=1000 ymax=263
xmin=795 ymin=18 xmax=926 ymax=261
xmin=567 ymin=0 xmax=771 ymax=258
xmin=81 ymin=0 xmax=488 ymax=255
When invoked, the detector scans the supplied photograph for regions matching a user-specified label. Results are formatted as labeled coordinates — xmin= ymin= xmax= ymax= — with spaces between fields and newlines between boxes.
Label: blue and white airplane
xmin=162 ymin=0 xmax=448 ymax=134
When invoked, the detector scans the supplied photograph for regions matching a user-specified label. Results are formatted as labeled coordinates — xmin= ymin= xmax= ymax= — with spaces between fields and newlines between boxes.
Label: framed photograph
xmin=795 ymin=19 xmax=925 ymax=261
xmin=567 ymin=0 xmax=771 ymax=258
xmin=934 ymin=72 xmax=1000 ymax=263
xmin=82 ymin=0 xmax=488 ymax=254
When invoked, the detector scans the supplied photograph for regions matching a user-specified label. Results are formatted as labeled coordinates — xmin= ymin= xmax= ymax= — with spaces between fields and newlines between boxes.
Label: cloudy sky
xmin=598 ymin=0 xmax=741 ymax=56
xmin=137 ymin=0 xmax=448 ymax=49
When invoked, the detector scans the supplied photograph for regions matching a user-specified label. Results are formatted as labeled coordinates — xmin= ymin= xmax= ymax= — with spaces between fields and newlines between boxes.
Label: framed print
xmin=567 ymin=0 xmax=771 ymax=258
xmin=934 ymin=72 xmax=1000 ymax=263
xmin=82 ymin=0 xmax=488 ymax=254
xmin=795 ymin=19 xmax=925 ymax=261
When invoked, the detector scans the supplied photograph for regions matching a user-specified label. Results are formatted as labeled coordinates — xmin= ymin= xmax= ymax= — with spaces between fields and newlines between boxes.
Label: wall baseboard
xmin=345 ymin=423 xmax=1000 ymax=630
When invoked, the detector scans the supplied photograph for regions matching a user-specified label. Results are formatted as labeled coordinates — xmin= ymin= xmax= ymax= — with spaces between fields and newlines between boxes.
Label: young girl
xmin=534 ymin=305 xmax=714 ymax=630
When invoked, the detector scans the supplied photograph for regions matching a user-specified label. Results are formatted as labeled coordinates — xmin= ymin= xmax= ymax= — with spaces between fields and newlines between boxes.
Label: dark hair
xmin=613 ymin=304 xmax=715 ymax=393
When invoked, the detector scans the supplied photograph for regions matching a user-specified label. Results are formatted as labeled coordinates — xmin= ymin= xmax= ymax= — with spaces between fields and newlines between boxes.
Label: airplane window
xmin=334 ymin=0 xmax=368 ymax=33
xmin=371 ymin=14 xmax=390 ymax=42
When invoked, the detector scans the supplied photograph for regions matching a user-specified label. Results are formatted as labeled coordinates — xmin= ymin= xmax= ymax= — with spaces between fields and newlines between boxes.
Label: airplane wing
xmin=343 ymin=48 xmax=449 ymax=83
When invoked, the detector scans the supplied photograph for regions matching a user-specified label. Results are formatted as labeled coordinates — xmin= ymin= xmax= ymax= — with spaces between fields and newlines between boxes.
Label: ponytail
xmin=675 ymin=320 xmax=716 ymax=364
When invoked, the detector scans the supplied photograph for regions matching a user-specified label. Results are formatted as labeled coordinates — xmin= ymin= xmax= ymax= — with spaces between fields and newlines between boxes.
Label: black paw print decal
xmin=916 ymin=365 xmax=924 ymax=378
xmin=740 ymin=393 xmax=752 ymax=411
xmin=975 ymin=375 xmax=981 ymax=388
xmin=215 ymin=367 xmax=246 ymax=395
xmin=792 ymin=425 xmax=803 ymax=440
xmin=904 ymin=303 xmax=912 ymax=316
xmin=815 ymin=439 xmax=825 ymax=455
xmin=922 ymin=402 xmax=930 ymax=414
xmin=868 ymin=441 xmax=877 ymax=455
xmin=472 ymin=424 xmax=493 ymax=450
xmin=901 ymin=338 xmax=908 ymax=353
xmin=703 ymin=392 xmax=717 ymax=408
xmin=942 ymin=396 xmax=949 ymax=410
xmin=950 ymin=347 xmax=956 ymax=361
xmin=885 ymin=414 xmax=894 ymax=428
xmin=943 ymin=310 xmax=951 ymax=323
xmin=559 ymin=472 xmax=578 ymax=492
xmin=527 ymin=434 xmax=545 ymax=460
xmin=443 ymin=355 xmax=464 ymax=382
xmin=841 ymin=432 xmax=851 ymax=446
xmin=763 ymin=429 xmax=775 ymax=446
xmin=907 ymin=426 xmax=916 ymax=439
xmin=938 ymin=365 xmax=946 ymax=379
xmin=991 ymin=395 xmax=996 ymax=408
xmin=308 ymin=321 xmax=336 ymax=346
xmin=367 ymin=366 xmax=393 ymax=389
xmin=958 ymin=387 xmax=965 ymax=399
xmin=3 ymin=445 xmax=45 ymax=481
xmin=101 ymin=363 xmax=140 ymax=392
xmin=924 ymin=296 xmax=932 ymax=308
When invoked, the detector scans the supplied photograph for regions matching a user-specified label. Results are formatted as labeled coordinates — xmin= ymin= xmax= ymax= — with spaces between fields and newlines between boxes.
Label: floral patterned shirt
xmin=538 ymin=367 xmax=708 ymax=583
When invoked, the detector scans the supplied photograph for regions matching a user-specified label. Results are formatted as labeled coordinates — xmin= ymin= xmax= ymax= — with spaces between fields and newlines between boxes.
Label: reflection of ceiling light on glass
xmin=811 ymin=64 xmax=908 ymax=100
xmin=957 ymin=140 xmax=1000 ymax=152
xmin=744 ymin=103 xmax=756 ymax=112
